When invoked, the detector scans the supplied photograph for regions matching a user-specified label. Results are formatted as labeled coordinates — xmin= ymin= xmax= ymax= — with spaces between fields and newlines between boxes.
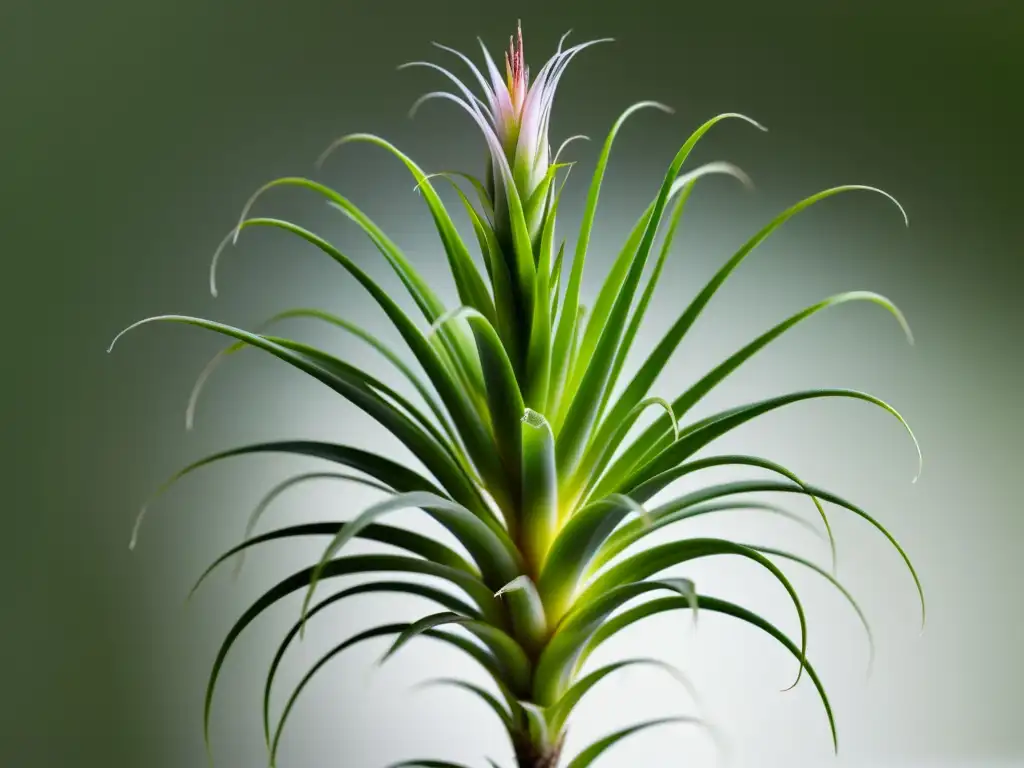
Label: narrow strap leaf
xmin=538 ymin=494 xmax=648 ymax=623
xmin=557 ymin=153 xmax=760 ymax=477
xmin=211 ymin=215 xmax=505 ymax=506
xmin=190 ymin=522 xmax=481 ymax=601
xmin=270 ymin=621 xmax=503 ymax=767
xmin=520 ymin=409 xmax=559 ymax=574
xmin=580 ymin=595 xmax=838 ymax=752
xmin=745 ymin=543 xmax=876 ymax=675
xmin=185 ymin=306 xmax=467 ymax=465
xmin=535 ymin=578 xmax=700 ymax=704
xmin=263 ymin=584 xmax=479 ymax=747
xmin=112 ymin=315 xmax=488 ymax=523
xmin=231 ymin=471 xmax=392 ymax=580
xmin=494 ymin=575 xmax=548 ymax=651
xmin=564 ymin=716 xmax=707 ymax=768
xmin=316 ymin=134 xmax=497 ymax=326
xmin=415 ymin=677 xmax=515 ymax=730
xmin=430 ymin=307 xmax=526 ymax=516
xmin=549 ymin=658 xmax=700 ymax=735
xmin=615 ymin=478 xmax=924 ymax=627
xmin=579 ymin=539 xmax=808 ymax=689
xmin=550 ymin=102 xmax=673 ymax=414
xmin=624 ymin=389 xmax=922 ymax=495
xmin=599 ymin=288 xmax=914 ymax=486
xmin=591 ymin=454 xmax=835 ymax=573
xmin=381 ymin=611 xmax=532 ymax=695
xmin=201 ymin=555 xmax=498 ymax=759
xmin=301 ymin=491 xmax=521 ymax=632
xmin=119 ymin=440 xmax=445 ymax=552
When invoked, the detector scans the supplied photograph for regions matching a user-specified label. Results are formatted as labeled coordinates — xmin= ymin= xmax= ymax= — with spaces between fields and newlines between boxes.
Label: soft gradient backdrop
xmin=3 ymin=1 xmax=1022 ymax=767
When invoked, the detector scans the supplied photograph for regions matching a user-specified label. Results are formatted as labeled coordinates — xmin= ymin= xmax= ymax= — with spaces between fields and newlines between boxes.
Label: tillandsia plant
xmin=110 ymin=21 xmax=925 ymax=768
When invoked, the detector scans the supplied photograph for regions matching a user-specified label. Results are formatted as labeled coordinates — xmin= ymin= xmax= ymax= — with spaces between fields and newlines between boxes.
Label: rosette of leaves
xmin=111 ymin=22 xmax=923 ymax=768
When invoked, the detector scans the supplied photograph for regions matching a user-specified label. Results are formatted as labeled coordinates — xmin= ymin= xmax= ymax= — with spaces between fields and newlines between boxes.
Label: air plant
xmin=110 ymin=21 xmax=924 ymax=768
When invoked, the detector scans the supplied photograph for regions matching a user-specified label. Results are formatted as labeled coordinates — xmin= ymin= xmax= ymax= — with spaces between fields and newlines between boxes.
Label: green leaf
xmin=219 ymin=175 xmax=487 ymax=404
xmin=494 ymin=576 xmax=549 ymax=652
xmin=315 ymin=135 xmax=497 ymax=327
xmin=549 ymin=240 xmax=566 ymax=321
xmin=617 ymin=478 xmax=924 ymax=627
xmin=581 ymin=497 xmax=826 ymax=582
xmin=550 ymin=102 xmax=674 ymax=416
xmin=535 ymin=578 xmax=699 ymax=704
xmin=557 ymin=152 xmax=761 ymax=476
xmin=415 ymin=677 xmax=516 ymax=731
xmin=301 ymin=491 xmax=521 ymax=633
xmin=270 ymin=621 xmax=503 ymax=767
xmin=120 ymin=440 xmax=446 ymax=552
xmin=430 ymin=306 xmax=526 ymax=515
xmin=566 ymin=396 xmax=679 ymax=510
xmin=610 ymin=388 xmax=922 ymax=501
xmin=549 ymin=658 xmax=699 ymax=736
xmin=524 ymin=166 xmax=570 ymax=412
xmin=185 ymin=307 xmax=467 ymax=466
xmin=591 ymin=454 xmax=835 ymax=573
xmin=580 ymin=595 xmax=838 ymax=752
xmin=230 ymin=471 xmax=392 ymax=580
xmin=520 ymin=409 xmax=559 ymax=576
xmin=211 ymin=215 xmax=505 ymax=504
xmin=112 ymin=315 xmax=491 ymax=526
xmin=538 ymin=494 xmax=648 ymax=623
xmin=574 ymin=162 xmax=751 ymax=430
xmin=201 ymin=555 xmax=499 ymax=759
xmin=579 ymin=539 xmax=808 ymax=688
xmin=263 ymin=583 xmax=479 ymax=748
xmin=518 ymin=700 xmax=551 ymax=753
xmin=190 ymin=522 xmax=481 ymax=601
xmin=592 ymin=182 xmax=697 ymax=423
xmin=597 ymin=192 xmax=912 ymax=487
xmin=423 ymin=176 xmax=519 ymax=369
xmin=381 ymin=611 xmax=532 ymax=695
xmin=745 ymin=544 xmax=876 ymax=674
xmin=564 ymin=717 xmax=707 ymax=768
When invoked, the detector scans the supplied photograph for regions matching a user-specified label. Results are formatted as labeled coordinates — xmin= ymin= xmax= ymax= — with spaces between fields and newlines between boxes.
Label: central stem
xmin=514 ymin=732 xmax=565 ymax=768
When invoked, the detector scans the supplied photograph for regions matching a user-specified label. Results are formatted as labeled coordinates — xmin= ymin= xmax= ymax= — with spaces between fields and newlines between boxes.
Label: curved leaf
xmin=209 ymin=215 xmax=505 ymax=505
xmin=270 ymin=621 xmax=504 ymax=767
xmin=564 ymin=716 xmax=707 ymax=768
xmin=580 ymin=595 xmax=838 ymax=751
xmin=550 ymin=101 xmax=674 ymax=413
xmin=550 ymin=658 xmax=699 ymax=735
xmin=301 ymin=491 xmax=521 ymax=630
xmin=579 ymin=539 xmax=808 ymax=688
xmin=231 ymin=471 xmax=392 ymax=579
xmin=119 ymin=440 xmax=445 ymax=552
xmin=591 ymin=454 xmax=835 ymax=572
xmin=537 ymin=494 xmax=648 ymax=622
xmin=535 ymin=578 xmax=699 ymax=704
xmin=626 ymin=479 xmax=925 ymax=627
xmin=201 ymin=555 xmax=499 ymax=757
xmin=381 ymin=611 xmax=531 ymax=695
xmin=111 ymin=312 xmax=499 ymax=531
xmin=415 ymin=677 xmax=516 ymax=731
xmin=190 ymin=522 xmax=481 ymax=601
xmin=315 ymin=135 xmax=497 ymax=328
xmin=185 ymin=307 xmax=466 ymax=464
xmin=263 ymin=583 xmax=479 ymax=747
xmin=557 ymin=157 xmax=761 ymax=474
xmin=598 ymin=204 xmax=913 ymax=489
xmin=613 ymin=388 xmax=922 ymax=499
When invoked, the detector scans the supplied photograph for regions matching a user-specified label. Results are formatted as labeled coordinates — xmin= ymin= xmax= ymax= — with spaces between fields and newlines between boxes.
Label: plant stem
xmin=514 ymin=732 xmax=565 ymax=768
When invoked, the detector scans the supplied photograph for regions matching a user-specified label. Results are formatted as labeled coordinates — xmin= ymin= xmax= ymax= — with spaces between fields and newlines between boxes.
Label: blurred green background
xmin=2 ymin=1 xmax=1022 ymax=766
